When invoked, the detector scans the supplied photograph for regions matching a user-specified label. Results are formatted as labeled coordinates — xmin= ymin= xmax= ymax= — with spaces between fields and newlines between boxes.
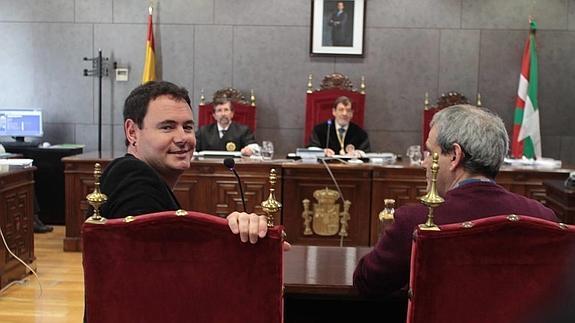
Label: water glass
xmin=262 ymin=141 xmax=274 ymax=160
xmin=406 ymin=145 xmax=422 ymax=165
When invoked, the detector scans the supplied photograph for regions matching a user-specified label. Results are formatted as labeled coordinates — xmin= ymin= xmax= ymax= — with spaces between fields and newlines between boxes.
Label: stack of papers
xmin=0 ymin=158 xmax=34 ymax=166
xmin=195 ymin=151 xmax=242 ymax=158
xmin=503 ymin=157 xmax=562 ymax=169
xmin=365 ymin=152 xmax=397 ymax=164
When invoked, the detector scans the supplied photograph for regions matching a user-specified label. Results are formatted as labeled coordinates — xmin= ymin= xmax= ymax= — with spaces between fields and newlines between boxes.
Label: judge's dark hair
xmin=123 ymin=81 xmax=191 ymax=146
xmin=333 ymin=96 xmax=352 ymax=110
xmin=212 ymin=96 xmax=234 ymax=113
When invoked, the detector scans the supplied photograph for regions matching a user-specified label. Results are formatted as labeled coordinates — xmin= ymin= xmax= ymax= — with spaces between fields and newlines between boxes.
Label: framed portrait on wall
xmin=310 ymin=0 xmax=366 ymax=57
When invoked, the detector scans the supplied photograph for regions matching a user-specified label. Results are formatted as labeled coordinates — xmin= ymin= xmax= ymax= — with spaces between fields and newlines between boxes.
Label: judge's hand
xmin=227 ymin=212 xmax=291 ymax=251
xmin=240 ymin=146 xmax=253 ymax=156
xmin=324 ymin=148 xmax=336 ymax=157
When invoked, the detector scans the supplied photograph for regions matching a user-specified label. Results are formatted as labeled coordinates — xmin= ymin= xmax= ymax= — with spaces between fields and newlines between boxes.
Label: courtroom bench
xmin=62 ymin=151 xmax=574 ymax=251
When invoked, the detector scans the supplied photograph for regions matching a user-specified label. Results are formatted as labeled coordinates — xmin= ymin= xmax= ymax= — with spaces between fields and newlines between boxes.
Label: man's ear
xmin=125 ymin=119 xmax=139 ymax=146
xmin=449 ymin=143 xmax=464 ymax=170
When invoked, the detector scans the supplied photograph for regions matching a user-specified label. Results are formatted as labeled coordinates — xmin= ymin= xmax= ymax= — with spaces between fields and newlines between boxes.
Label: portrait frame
xmin=310 ymin=0 xmax=366 ymax=57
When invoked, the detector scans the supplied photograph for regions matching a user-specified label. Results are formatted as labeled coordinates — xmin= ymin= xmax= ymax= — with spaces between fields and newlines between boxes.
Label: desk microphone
xmin=325 ymin=119 xmax=332 ymax=151
xmin=223 ymin=157 xmax=247 ymax=212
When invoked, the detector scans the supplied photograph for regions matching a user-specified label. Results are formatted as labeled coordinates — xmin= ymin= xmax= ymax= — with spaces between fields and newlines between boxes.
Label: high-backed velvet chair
xmin=407 ymin=214 xmax=575 ymax=323
xmin=83 ymin=210 xmax=284 ymax=323
xmin=198 ymin=88 xmax=257 ymax=132
xmin=304 ymin=73 xmax=365 ymax=145
xmin=422 ymin=91 xmax=472 ymax=148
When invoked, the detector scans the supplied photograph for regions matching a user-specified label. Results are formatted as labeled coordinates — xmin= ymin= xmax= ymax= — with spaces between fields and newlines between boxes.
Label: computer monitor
xmin=0 ymin=108 xmax=44 ymax=143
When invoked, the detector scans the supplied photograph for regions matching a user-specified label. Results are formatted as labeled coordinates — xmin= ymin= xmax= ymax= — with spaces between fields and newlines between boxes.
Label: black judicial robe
xmin=195 ymin=122 xmax=256 ymax=152
xmin=308 ymin=120 xmax=371 ymax=153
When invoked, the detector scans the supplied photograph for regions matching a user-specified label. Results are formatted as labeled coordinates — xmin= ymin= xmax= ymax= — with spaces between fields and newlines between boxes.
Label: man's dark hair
xmin=123 ymin=81 xmax=191 ymax=146
xmin=212 ymin=96 xmax=234 ymax=113
xmin=333 ymin=96 xmax=352 ymax=110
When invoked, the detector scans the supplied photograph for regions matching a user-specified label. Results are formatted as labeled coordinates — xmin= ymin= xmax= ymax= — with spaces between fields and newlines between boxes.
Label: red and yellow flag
xmin=141 ymin=6 xmax=156 ymax=83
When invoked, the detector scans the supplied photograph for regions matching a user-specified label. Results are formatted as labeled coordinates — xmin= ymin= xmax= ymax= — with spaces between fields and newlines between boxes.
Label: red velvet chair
xmin=304 ymin=73 xmax=366 ymax=145
xmin=422 ymin=91 xmax=471 ymax=148
xmin=82 ymin=210 xmax=284 ymax=323
xmin=198 ymin=88 xmax=257 ymax=132
xmin=407 ymin=214 xmax=575 ymax=323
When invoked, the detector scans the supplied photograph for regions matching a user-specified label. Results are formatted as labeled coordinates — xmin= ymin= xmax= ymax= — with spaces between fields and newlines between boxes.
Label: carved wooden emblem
xmin=301 ymin=187 xmax=351 ymax=237
xmin=319 ymin=73 xmax=354 ymax=91
xmin=213 ymin=88 xmax=248 ymax=104
xmin=433 ymin=92 xmax=469 ymax=110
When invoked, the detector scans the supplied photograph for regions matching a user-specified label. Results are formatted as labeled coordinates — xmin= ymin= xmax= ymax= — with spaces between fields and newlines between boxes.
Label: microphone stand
xmin=223 ymin=158 xmax=247 ymax=212
xmin=326 ymin=119 xmax=332 ymax=152
xmin=233 ymin=169 xmax=247 ymax=212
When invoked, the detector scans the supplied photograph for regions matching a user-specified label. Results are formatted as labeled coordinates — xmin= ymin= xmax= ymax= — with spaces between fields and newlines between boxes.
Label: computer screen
xmin=0 ymin=108 xmax=44 ymax=141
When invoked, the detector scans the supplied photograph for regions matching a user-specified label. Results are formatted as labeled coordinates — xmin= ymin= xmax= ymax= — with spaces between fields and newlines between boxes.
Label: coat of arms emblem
xmin=301 ymin=187 xmax=351 ymax=237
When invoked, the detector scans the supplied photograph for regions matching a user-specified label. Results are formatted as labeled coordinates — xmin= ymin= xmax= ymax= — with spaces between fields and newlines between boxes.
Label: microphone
xmin=223 ymin=158 xmax=247 ymax=212
xmin=325 ymin=119 xmax=332 ymax=151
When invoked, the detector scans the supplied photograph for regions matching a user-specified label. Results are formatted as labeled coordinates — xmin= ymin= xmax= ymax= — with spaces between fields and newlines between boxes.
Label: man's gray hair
xmin=430 ymin=104 xmax=509 ymax=178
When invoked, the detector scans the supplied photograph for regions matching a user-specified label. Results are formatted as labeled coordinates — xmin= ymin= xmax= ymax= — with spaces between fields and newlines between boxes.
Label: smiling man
xmin=99 ymin=81 xmax=269 ymax=243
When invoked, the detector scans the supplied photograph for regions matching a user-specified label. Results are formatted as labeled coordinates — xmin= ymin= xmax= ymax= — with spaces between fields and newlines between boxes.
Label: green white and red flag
xmin=511 ymin=19 xmax=541 ymax=159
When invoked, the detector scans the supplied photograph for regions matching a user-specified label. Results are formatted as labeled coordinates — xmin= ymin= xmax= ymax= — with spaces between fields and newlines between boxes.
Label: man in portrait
xmin=327 ymin=1 xmax=350 ymax=46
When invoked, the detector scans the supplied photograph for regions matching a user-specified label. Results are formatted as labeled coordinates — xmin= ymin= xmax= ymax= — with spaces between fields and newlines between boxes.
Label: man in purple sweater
xmin=353 ymin=104 xmax=557 ymax=298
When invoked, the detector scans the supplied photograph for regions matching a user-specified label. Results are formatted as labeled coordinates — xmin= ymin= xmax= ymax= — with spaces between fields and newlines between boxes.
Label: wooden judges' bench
xmin=63 ymin=152 xmax=574 ymax=251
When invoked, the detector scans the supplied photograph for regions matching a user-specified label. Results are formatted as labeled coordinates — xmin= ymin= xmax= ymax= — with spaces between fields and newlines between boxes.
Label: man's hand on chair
xmin=227 ymin=212 xmax=291 ymax=251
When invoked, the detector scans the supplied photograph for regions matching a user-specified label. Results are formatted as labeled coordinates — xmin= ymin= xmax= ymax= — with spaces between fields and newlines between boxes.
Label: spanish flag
xmin=141 ymin=6 xmax=156 ymax=83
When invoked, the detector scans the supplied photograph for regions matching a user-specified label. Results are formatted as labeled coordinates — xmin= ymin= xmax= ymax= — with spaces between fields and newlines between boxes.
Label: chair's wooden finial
xmin=424 ymin=92 xmax=430 ymax=110
xmin=200 ymin=88 xmax=206 ymax=105
xmin=307 ymin=74 xmax=313 ymax=94
xmin=250 ymin=89 xmax=256 ymax=106
xmin=476 ymin=93 xmax=482 ymax=107
xmin=85 ymin=163 xmax=108 ymax=224
xmin=419 ymin=153 xmax=444 ymax=231
xmin=360 ymin=76 xmax=366 ymax=95
xmin=261 ymin=168 xmax=282 ymax=227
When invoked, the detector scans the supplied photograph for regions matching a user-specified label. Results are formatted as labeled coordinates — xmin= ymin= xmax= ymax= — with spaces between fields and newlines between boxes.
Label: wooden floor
xmin=0 ymin=226 xmax=84 ymax=323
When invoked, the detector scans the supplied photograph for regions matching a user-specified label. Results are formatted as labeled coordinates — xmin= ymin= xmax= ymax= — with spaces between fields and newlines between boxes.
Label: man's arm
xmin=237 ymin=125 xmax=259 ymax=155
xmin=356 ymin=130 xmax=371 ymax=153
xmin=239 ymin=126 xmax=257 ymax=147
xmin=308 ymin=124 xmax=324 ymax=148
xmin=353 ymin=208 xmax=415 ymax=297
xmin=340 ymin=12 xmax=348 ymax=26
xmin=195 ymin=128 xmax=203 ymax=151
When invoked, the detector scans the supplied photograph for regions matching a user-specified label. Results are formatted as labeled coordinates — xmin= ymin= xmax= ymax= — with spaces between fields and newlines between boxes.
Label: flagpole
xmin=142 ymin=4 xmax=156 ymax=83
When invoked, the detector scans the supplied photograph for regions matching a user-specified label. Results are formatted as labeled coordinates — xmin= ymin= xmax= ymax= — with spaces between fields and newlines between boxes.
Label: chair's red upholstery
xmin=407 ymin=215 xmax=575 ymax=323
xmin=82 ymin=210 xmax=284 ymax=323
xmin=198 ymin=88 xmax=256 ymax=132
xmin=305 ymin=73 xmax=365 ymax=145
xmin=422 ymin=92 xmax=469 ymax=148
